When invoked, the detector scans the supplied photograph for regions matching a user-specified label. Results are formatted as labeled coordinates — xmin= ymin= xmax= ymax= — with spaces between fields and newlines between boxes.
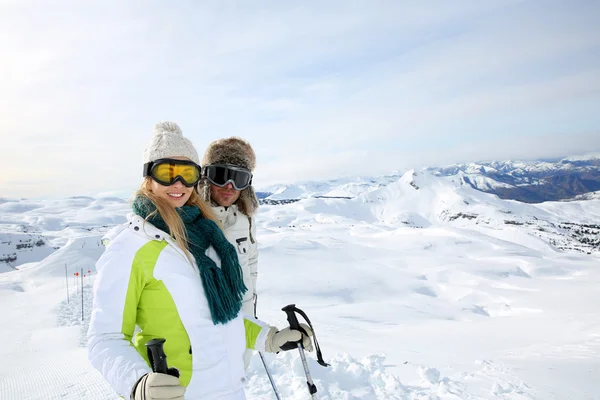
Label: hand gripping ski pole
xmin=145 ymin=338 xmax=179 ymax=377
xmin=282 ymin=304 xmax=330 ymax=400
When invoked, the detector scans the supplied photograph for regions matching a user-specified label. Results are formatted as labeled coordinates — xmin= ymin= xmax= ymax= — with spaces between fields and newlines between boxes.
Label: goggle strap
xmin=142 ymin=162 xmax=153 ymax=177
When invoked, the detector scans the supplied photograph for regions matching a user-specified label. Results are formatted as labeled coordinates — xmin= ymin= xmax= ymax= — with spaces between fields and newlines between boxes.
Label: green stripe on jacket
xmin=121 ymin=240 xmax=193 ymax=387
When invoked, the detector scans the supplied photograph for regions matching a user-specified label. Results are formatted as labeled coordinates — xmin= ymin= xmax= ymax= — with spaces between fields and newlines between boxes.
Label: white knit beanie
xmin=143 ymin=121 xmax=200 ymax=164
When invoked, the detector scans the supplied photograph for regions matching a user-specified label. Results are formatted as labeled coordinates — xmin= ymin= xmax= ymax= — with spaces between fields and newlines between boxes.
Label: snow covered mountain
xmin=275 ymin=169 xmax=600 ymax=254
xmin=257 ymin=173 xmax=403 ymax=202
xmin=257 ymin=154 xmax=600 ymax=204
xmin=0 ymin=197 xmax=128 ymax=270
xmin=567 ymin=190 xmax=600 ymax=201
xmin=0 ymin=233 xmax=55 ymax=272
xmin=431 ymin=154 xmax=600 ymax=203
xmin=3 ymin=158 xmax=600 ymax=271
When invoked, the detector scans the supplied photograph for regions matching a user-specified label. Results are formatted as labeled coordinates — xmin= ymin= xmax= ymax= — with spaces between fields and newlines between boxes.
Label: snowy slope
xmin=0 ymin=233 xmax=56 ymax=272
xmin=1 ymin=172 xmax=600 ymax=399
xmin=259 ymin=174 xmax=403 ymax=200
xmin=0 ymin=197 xmax=129 ymax=270
xmin=288 ymin=170 xmax=600 ymax=254
xmin=567 ymin=190 xmax=600 ymax=201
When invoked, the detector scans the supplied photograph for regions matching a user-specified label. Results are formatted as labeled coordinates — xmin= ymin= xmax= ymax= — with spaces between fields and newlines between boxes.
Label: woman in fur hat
xmin=198 ymin=137 xmax=260 ymax=370
xmin=87 ymin=122 xmax=312 ymax=400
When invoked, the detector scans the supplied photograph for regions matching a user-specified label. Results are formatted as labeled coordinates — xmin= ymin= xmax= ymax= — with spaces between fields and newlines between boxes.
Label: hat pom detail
xmin=143 ymin=121 xmax=200 ymax=164
xmin=154 ymin=121 xmax=183 ymax=136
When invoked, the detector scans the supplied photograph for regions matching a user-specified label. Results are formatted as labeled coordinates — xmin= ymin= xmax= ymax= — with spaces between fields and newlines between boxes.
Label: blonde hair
xmin=133 ymin=178 xmax=221 ymax=255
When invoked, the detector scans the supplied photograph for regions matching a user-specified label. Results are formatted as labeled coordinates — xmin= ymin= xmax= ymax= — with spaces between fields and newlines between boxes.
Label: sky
xmin=1 ymin=0 xmax=600 ymax=198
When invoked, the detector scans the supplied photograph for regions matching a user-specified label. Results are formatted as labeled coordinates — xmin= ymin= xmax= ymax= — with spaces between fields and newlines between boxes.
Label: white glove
xmin=265 ymin=323 xmax=314 ymax=353
xmin=131 ymin=372 xmax=186 ymax=400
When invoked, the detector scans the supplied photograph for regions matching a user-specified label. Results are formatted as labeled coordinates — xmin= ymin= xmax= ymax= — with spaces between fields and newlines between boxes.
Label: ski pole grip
xmin=146 ymin=338 xmax=168 ymax=374
xmin=282 ymin=304 xmax=301 ymax=331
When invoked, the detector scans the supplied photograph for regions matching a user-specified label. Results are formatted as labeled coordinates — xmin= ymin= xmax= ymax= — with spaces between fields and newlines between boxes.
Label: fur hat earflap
xmin=200 ymin=137 xmax=259 ymax=216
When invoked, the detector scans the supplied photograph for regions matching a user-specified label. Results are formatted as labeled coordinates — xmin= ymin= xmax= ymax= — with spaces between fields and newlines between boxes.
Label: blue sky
xmin=1 ymin=0 xmax=600 ymax=198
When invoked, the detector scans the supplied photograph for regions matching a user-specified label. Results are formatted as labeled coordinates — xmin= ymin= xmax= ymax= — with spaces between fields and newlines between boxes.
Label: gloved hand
xmin=265 ymin=323 xmax=314 ymax=353
xmin=131 ymin=372 xmax=185 ymax=400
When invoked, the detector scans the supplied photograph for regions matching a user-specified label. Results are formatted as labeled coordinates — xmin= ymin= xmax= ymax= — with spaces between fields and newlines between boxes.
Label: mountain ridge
xmin=257 ymin=154 xmax=600 ymax=203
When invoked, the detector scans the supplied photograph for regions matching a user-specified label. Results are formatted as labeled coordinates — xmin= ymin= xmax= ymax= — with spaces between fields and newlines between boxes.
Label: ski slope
xmin=1 ymin=171 xmax=599 ymax=399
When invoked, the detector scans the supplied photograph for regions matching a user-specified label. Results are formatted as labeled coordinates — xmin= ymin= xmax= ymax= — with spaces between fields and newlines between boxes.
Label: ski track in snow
xmin=5 ymin=285 xmax=539 ymax=400
xmin=1 ymin=292 xmax=543 ymax=400
xmin=1 ymin=252 xmax=553 ymax=400
xmin=0 ymin=283 xmax=538 ymax=400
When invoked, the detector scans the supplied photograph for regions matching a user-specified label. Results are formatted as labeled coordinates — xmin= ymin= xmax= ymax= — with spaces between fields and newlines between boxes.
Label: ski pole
xmin=145 ymin=338 xmax=180 ymax=378
xmin=282 ymin=305 xmax=319 ymax=399
xmin=256 ymin=297 xmax=281 ymax=400
xmin=259 ymin=351 xmax=281 ymax=400
xmin=146 ymin=338 xmax=169 ymax=374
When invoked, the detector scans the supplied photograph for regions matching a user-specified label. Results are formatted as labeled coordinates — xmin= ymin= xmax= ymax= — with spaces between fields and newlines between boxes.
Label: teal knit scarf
xmin=132 ymin=195 xmax=247 ymax=325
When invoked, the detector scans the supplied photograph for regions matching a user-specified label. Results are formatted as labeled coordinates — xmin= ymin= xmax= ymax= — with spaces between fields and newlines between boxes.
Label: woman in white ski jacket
xmin=87 ymin=122 xmax=312 ymax=400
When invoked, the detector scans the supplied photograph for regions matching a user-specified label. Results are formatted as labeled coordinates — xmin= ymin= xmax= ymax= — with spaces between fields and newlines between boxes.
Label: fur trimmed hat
xmin=143 ymin=121 xmax=200 ymax=164
xmin=199 ymin=137 xmax=259 ymax=216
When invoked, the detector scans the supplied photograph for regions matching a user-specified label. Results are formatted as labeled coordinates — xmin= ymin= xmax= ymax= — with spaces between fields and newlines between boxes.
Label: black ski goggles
xmin=203 ymin=164 xmax=253 ymax=190
xmin=143 ymin=158 xmax=202 ymax=187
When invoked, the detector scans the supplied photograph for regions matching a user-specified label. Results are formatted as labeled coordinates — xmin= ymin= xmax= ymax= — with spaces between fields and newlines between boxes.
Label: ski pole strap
xmin=282 ymin=304 xmax=330 ymax=367
xmin=253 ymin=293 xmax=258 ymax=319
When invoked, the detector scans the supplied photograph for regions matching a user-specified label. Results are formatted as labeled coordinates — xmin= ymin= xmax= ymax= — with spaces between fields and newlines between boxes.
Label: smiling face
xmin=210 ymin=182 xmax=241 ymax=207
xmin=149 ymin=156 xmax=194 ymax=208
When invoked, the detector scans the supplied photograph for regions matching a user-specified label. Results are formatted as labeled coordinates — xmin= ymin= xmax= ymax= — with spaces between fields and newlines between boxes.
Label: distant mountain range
xmin=257 ymin=167 xmax=600 ymax=254
xmin=431 ymin=155 xmax=600 ymax=203
xmin=2 ymin=154 xmax=600 ymax=270
xmin=257 ymin=154 xmax=600 ymax=204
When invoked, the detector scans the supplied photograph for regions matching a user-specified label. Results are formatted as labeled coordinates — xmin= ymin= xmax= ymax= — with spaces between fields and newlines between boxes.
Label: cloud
xmin=251 ymin=130 xmax=600 ymax=188
xmin=1 ymin=1 xmax=599 ymax=197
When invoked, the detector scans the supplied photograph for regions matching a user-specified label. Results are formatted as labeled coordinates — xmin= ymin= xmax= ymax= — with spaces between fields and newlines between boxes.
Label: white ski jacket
xmin=87 ymin=214 xmax=270 ymax=400
xmin=212 ymin=204 xmax=258 ymax=313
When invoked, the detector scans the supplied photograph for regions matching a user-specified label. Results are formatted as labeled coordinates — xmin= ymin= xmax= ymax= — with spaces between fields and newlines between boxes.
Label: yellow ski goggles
xmin=143 ymin=159 xmax=201 ymax=187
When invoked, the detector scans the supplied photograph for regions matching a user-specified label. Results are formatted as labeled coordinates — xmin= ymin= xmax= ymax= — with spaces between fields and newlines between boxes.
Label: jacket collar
xmin=211 ymin=203 xmax=239 ymax=212
xmin=126 ymin=213 xmax=167 ymax=241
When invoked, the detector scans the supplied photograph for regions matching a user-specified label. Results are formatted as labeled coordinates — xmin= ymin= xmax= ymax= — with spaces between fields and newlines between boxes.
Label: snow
xmin=428 ymin=155 xmax=600 ymax=194
xmin=258 ymin=156 xmax=600 ymax=203
xmin=567 ymin=190 xmax=600 ymax=201
xmin=0 ymin=197 xmax=129 ymax=263
xmin=258 ymin=175 xmax=403 ymax=200
xmin=1 ymin=171 xmax=600 ymax=399
xmin=560 ymin=153 xmax=600 ymax=162
xmin=0 ymin=233 xmax=56 ymax=271
xmin=461 ymin=175 xmax=514 ymax=191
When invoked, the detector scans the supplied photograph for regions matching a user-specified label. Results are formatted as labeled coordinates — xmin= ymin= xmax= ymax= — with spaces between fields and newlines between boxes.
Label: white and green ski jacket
xmin=87 ymin=214 xmax=271 ymax=399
